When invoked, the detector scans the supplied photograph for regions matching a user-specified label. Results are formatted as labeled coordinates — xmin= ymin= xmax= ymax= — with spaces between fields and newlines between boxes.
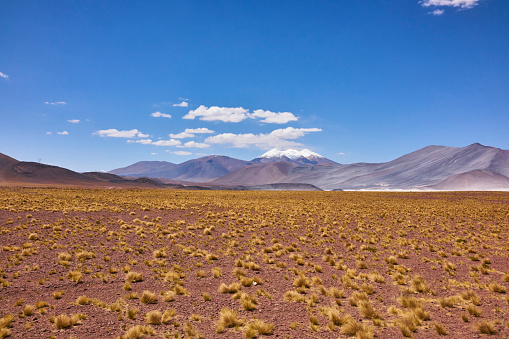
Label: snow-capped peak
xmin=258 ymin=148 xmax=324 ymax=160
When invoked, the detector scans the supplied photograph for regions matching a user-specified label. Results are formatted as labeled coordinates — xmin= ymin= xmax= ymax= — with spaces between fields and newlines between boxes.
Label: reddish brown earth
xmin=0 ymin=188 xmax=508 ymax=338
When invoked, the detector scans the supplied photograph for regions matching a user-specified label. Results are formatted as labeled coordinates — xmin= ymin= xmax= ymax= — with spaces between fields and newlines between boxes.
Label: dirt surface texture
xmin=0 ymin=188 xmax=508 ymax=338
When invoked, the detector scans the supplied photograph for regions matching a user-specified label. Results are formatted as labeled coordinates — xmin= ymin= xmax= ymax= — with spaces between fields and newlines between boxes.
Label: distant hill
xmin=211 ymin=162 xmax=296 ymax=186
xmin=110 ymin=155 xmax=251 ymax=182
xmin=431 ymin=169 xmax=509 ymax=191
xmin=247 ymin=183 xmax=322 ymax=191
xmin=3 ymin=143 xmax=509 ymax=191
xmin=211 ymin=143 xmax=509 ymax=191
xmin=0 ymin=152 xmax=164 ymax=188
xmin=109 ymin=161 xmax=175 ymax=177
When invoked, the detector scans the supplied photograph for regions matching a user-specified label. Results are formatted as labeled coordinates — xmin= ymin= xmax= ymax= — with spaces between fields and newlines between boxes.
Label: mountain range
xmin=1 ymin=143 xmax=509 ymax=190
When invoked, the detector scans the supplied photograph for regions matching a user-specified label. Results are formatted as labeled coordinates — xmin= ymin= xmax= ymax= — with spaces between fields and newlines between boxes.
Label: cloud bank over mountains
xmin=94 ymin=101 xmax=320 ymax=154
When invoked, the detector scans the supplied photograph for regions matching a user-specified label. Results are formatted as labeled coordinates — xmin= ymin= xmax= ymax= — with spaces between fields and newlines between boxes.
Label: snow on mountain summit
xmin=259 ymin=148 xmax=324 ymax=160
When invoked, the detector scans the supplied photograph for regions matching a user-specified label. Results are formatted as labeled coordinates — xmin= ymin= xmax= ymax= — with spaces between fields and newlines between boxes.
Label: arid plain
xmin=0 ymin=188 xmax=508 ymax=338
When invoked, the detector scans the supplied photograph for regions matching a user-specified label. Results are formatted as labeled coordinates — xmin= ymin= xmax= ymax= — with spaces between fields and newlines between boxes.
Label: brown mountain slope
xmin=431 ymin=170 xmax=509 ymax=191
xmin=0 ymin=152 xmax=18 ymax=167
xmin=211 ymin=162 xmax=296 ymax=186
xmin=0 ymin=153 xmax=164 ymax=188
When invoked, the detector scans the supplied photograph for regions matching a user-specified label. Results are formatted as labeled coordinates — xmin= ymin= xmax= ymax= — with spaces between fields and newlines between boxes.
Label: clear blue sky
xmin=1 ymin=0 xmax=508 ymax=172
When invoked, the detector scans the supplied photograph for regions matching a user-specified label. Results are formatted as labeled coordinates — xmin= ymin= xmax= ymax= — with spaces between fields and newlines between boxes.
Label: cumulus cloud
xmin=151 ymin=139 xmax=182 ymax=147
xmin=45 ymin=101 xmax=67 ymax=105
xmin=127 ymin=138 xmax=181 ymax=146
xmin=169 ymin=128 xmax=215 ymax=139
xmin=167 ymin=150 xmax=192 ymax=156
xmin=205 ymin=127 xmax=322 ymax=149
xmin=150 ymin=111 xmax=172 ymax=119
xmin=185 ymin=128 xmax=214 ymax=134
xmin=46 ymin=132 xmax=52 ymax=135
xmin=182 ymin=141 xmax=210 ymax=148
xmin=173 ymin=101 xmax=189 ymax=107
xmin=420 ymin=0 xmax=479 ymax=9
xmin=0 ymin=71 xmax=8 ymax=79
xmin=151 ymin=153 xmax=157 ymax=155
xmin=169 ymin=131 xmax=195 ymax=139
xmin=68 ymin=119 xmax=80 ymax=123
xmin=249 ymin=109 xmax=298 ymax=124
xmin=430 ymin=9 xmax=445 ymax=15
xmin=57 ymin=131 xmax=69 ymax=135
xmin=183 ymin=105 xmax=300 ymax=124
xmin=95 ymin=129 xmax=149 ymax=138
xmin=184 ymin=105 xmax=249 ymax=122
xmin=127 ymin=139 xmax=154 ymax=145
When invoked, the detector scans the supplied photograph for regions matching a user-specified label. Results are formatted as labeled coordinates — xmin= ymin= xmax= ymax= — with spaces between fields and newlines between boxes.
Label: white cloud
xmin=57 ymin=131 xmax=69 ymax=135
xmin=430 ymin=9 xmax=445 ymax=15
xmin=167 ymin=150 xmax=192 ymax=156
xmin=249 ymin=109 xmax=299 ymax=124
xmin=185 ymin=128 xmax=214 ymax=134
xmin=183 ymin=105 xmax=249 ymax=122
xmin=127 ymin=138 xmax=182 ymax=147
xmin=68 ymin=119 xmax=80 ymax=123
xmin=151 ymin=153 xmax=157 ymax=155
xmin=45 ymin=101 xmax=67 ymax=105
xmin=150 ymin=111 xmax=172 ymax=119
xmin=337 ymin=152 xmax=345 ymax=155
xmin=420 ymin=0 xmax=479 ymax=9
xmin=169 ymin=131 xmax=195 ymax=139
xmin=127 ymin=139 xmax=153 ymax=145
xmin=169 ymin=128 xmax=215 ymax=139
xmin=183 ymin=141 xmax=210 ymax=148
xmin=173 ymin=101 xmax=189 ymax=107
xmin=151 ymin=139 xmax=182 ymax=147
xmin=205 ymin=127 xmax=322 ymax=149
xmin=46 ymin=132 xmax=52 ymax=135
xmin=0 ymin=71 xmax=8 ymax=79
xmin=184 ymin=105 xmax=299 ymax=124
xmin=267 ymin=127 xmax=321 ymax=139
xmin=95 ymin=129 xmax=149 ymax=138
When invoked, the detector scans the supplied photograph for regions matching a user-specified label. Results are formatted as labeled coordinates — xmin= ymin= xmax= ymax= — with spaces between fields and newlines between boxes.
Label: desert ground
xmin=0 ymin=187 xmax=508 ymax=338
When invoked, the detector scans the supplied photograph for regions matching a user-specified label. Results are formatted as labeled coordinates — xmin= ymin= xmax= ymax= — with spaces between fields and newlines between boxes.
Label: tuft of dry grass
xmin=22 ymin=305 xmax=34 ymax=316
xmin=202 ymin=292 xmax=211 ymax=301
xmin=460 ymin=290 xmax=481 ymax=305
xmin=127 ymin=308 xmax=138 ymax=320
xmin=124 ymin=325 xmax=154 ymax=339
xmin=145 ymin=310 xmax=162 ymax=325
xmin=340 ymin=315 xmax=374 ymax=338
xmin=66 ymin=270 xmax=82 ymax=283
xmin=466 ymin=304 xmax=482 ymax=317
xmin=411 ymin=275 xmax=432 ymax=294
xmin=52 ymin=314 xmax=83 ymax=329
xmin=359 ymin=300 xmax=380 ymax=319
xmin=75 ymin=295 xmax=91 ymax=305
xmin=475 ymin=320 xmax=497 ymax=335
xmin=0 ymin=314 xmax=14 ymax=330
xmin=439 ymin=296 xmax=456 ymax=308
xmin=218 ymin=282 xmax=242 ymax=294
xmin=140 ymin=290 xmax=157 ymax=304
xmin=212 ymin=267 xmax=222 ymax=278
xmin=488 ymin=282 xmax=506 ymax=294
xmin=293 ymin=275 xmax=310 ymax=288
xmin=217 ymin=308 xmax=245 ymax=333
xmin=434 ymin=321 xmax=448 ymax=335
xmin=162 ymin=309 xmax=176 ymax=324
xmin=125 ymin=271 xmax=143 ymax=283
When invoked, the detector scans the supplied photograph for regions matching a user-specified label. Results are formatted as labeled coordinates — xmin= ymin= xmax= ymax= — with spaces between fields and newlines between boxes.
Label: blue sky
xmin=1 ymin=0 xmax=508 ymax=172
